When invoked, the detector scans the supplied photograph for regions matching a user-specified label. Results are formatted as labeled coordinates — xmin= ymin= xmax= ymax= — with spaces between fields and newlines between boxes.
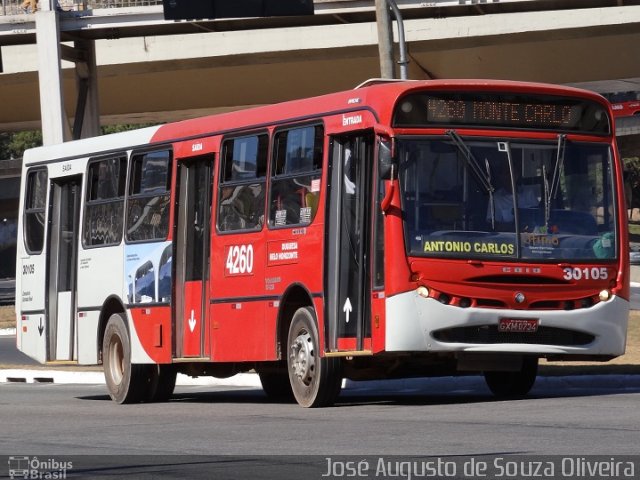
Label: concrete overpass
xmin=0 ymin=0 xmax=640 ymax=136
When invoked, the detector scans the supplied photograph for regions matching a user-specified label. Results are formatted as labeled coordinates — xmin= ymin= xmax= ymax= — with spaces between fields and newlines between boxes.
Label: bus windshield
xmin=398 ymin=136 xmax=617 ymax=261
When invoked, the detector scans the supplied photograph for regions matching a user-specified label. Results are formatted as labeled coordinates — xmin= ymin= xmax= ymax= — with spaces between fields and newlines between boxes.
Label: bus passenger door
xmin=326 ymin=133 xmax=374 ymax=352
xmin=46 ymin=176 xmax=81 ymax=361
xmin=174 ymin=156 xmax=213 ymax=358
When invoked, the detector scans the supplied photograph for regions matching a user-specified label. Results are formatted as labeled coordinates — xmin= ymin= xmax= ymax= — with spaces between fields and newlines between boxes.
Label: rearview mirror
xmin=378 ymin=137 xmax=396 ymax=180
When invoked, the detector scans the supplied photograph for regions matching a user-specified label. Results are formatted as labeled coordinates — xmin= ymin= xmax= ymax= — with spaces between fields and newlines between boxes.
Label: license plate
xmin=498 ymin=318 xmax=539 ymax=333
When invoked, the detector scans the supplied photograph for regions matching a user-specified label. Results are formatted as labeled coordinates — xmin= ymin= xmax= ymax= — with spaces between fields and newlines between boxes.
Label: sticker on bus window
xmin=275 ymin=210 xmax=287 ymax=226
xmin=311 ymin=179 xmax=321 ymax=192
xmin=300 ymin=207 xmax=312 ymax=224
xmin=422 ymin=239 xmax=515 ymax=256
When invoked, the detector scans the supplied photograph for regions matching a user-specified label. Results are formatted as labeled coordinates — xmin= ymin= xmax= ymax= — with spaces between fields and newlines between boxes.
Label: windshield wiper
xmin=447 ymin=130 xmax=495 ymax=194
xmin=447 ymin=130 xmax=496 ymax=227
xmin=544 ymin=134 xmax=567 ymax=229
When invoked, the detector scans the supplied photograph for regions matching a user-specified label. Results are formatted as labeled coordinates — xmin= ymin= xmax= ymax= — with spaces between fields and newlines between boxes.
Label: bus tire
xmin=483 ymin=357 xmax=538 ymax=398
xmin=147 ymin=365 xmax=177 ymax=403
xmin=258 ymin=369 xmax=294 ymax=401
xmin=287 ymin=307 xmax=342 ymax=408
xmin=102 ymin=313 xmax=154 ymax=404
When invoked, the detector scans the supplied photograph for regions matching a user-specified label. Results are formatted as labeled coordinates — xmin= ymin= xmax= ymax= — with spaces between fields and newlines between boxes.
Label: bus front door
xmin=46 ymin=176 xmax=81 ymax=362
xmin=174 ymin=156 xmax=213 ymax=358
xmin=326 ymin=133 xmax=374 ymax=352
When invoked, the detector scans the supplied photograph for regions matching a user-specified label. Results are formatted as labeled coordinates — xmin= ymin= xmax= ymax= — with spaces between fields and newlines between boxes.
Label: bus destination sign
xmin=393 ymin=92 xmax=610 ymax=134
xmin=428 ymin=98 xmax=574 ymax=127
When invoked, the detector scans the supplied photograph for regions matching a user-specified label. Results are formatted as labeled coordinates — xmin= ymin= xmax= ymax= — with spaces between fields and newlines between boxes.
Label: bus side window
xmin=24 ymin=169 xmax=48 ymax=254
xmin=217 ymin=134 xmax=268 ymax=232
xmin=126 ymin=150 xmax=172 ymax=242
xmin=269 ymin=124 xmax=323 ymax=227
xmin=83 ymin=156 xmax=127 ymax=247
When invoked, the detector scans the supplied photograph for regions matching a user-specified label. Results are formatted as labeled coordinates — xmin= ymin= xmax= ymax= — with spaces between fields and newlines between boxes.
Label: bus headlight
xmin=599 ymin=289 xmax=612 ymax=302
xmin=416 ymin=286 xmax=430 ymax=299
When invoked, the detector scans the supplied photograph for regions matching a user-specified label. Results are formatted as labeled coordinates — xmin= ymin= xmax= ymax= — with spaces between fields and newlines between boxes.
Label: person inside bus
xmin=487 ymin=167 xmax=538 ymax=229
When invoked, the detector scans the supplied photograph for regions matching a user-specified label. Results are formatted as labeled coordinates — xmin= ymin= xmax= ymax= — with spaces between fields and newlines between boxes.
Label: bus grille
xmin=432 ymin=325 xmax=594 ymax=346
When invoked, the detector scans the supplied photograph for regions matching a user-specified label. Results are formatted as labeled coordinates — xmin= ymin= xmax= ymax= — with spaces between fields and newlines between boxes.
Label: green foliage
xmin=624 ymin=156 xmax=640 ymax=179
xmin=0 ymin=125 xmax=155 ymax=161
xmin=624 ymin=156 xmax=640 ymax=209
xmin=0 ymin=131 xmax=43 ymax=160
xmin=101 ymin=124 xmax=154 ymax=135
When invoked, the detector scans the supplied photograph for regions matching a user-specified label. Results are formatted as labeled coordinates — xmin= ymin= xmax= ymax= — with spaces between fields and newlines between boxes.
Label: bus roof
xmin=23 ymin=79 xmax=611 ymax=166
xmin=153 ymin=79 xmax=610 ymax=141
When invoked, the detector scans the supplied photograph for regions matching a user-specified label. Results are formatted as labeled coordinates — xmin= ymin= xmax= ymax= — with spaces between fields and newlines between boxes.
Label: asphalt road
xmin=2 ymin=380 xmax=640 ymax=478
xmin=2 ymin=379 xmax=640 ymax=454
xmin=0 ymin=336 xmax=36 ymax=365
xmin=2 ymin=337 xmax=640 ymax=479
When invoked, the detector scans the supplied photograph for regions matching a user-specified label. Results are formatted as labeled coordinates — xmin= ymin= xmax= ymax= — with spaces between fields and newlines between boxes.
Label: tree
xmin=0 ymin=124 xmax=154 ymax=161
xmin=624 ymin=156 xmax=640 ymax=216
xmin=0 ymin=131 xmax=43 ymax=160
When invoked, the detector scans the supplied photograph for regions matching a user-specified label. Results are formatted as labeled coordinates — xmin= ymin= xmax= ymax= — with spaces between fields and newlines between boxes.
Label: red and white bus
xmin=611 ymin=100 xmax=640 ymax=118
xmin=604 ymin=91 xmax=640 ymax=118
xmin=16 ymin=79 xmax=629 ymax=407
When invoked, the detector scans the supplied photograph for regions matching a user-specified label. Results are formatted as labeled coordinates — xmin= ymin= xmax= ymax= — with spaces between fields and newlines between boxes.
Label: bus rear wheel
xmin=102 ymin=313 xmax=155 ymax=404
xmin=483 ymin=357 xmax=538 ymax=398
xmin=287 ymin=307 xmax=342 ymax=408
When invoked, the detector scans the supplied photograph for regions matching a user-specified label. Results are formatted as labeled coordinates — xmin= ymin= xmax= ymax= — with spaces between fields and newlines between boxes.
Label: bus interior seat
xmin=305 ymin=192 xmax=319 ymax=218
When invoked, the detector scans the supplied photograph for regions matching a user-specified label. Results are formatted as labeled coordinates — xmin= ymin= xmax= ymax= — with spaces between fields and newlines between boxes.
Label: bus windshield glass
xmin=398 ymin=137 xmax=617 ymax=261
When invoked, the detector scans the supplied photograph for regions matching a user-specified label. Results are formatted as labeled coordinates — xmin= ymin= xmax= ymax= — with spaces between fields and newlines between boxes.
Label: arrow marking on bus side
xmin=343 ymin=298 xmax=352 ymax=323
xmin=38 ymin=318 xmax=44 ymax=337
xmin=188 ymin=310 xmax=197 ymax=333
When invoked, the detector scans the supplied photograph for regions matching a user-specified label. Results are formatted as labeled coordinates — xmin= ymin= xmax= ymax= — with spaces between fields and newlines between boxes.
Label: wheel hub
xmin=290 ymin=331 xmax=315 ymax=385
xmin=108 ymin=335 xmax=124 ymax=385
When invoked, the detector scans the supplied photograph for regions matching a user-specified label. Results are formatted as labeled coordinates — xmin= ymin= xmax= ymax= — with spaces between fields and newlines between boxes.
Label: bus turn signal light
xmin=599 ymin=290 xmax=612 ymax=302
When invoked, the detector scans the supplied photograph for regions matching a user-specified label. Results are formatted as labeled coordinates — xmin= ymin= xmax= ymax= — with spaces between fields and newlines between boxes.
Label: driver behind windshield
xmin=487 ymin=167 xmax=538 ymax=229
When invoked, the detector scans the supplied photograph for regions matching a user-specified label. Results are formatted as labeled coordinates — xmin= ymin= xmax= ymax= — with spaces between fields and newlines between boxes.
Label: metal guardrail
xmin=0 ymin=0 xmax=545 ymax=17
xmin=1 ymin=0 xmax=162 ymax=16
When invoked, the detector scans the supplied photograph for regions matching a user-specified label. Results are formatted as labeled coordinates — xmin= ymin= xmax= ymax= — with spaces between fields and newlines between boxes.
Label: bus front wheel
xmin=258 ymin=369 xmax=294 ymax=401
xmin=102 ymin=313 xmax=154 ymax=404
xmin=483 ymin=357 xmax=538 ymax=398
xmin=287 ymin=307 xmax=342 ymax=408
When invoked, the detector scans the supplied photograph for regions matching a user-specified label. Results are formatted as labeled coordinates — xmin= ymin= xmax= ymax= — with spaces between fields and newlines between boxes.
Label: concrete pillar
xmin=35 ymin=10 xmax=71 ymax=145
xmin=73 ymin=40 xmax=100 ymax=139
xmin=375 ymin=0 xmax=395 ymax=79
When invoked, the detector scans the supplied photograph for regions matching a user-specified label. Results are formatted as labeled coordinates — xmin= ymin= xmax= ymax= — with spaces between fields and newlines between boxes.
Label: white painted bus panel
xmin=16 ymin=125 xmax=161 ymax=365
xmin=19 ymin=313 xmax=47 ymax=363
xmin=77 ymin=246 xmax=125 ymax=309
xmin=16 ymin=183 xmax=48 ymax=363
xmin=54 ymin=291 xmax=73 ymax=360
xmin=385 ymin=291 xmax=629 ymax=357
xmin=77 ymin=311 xmax=99 ymax=364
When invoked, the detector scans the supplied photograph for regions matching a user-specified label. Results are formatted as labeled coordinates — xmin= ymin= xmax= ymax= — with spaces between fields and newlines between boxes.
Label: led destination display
xmin=393 ymin=92 xmax=611 ymax=134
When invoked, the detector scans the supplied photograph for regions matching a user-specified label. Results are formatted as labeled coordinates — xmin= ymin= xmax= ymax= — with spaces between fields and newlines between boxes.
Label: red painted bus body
xmin=612 ymin=100 xmax=640 ymax=118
